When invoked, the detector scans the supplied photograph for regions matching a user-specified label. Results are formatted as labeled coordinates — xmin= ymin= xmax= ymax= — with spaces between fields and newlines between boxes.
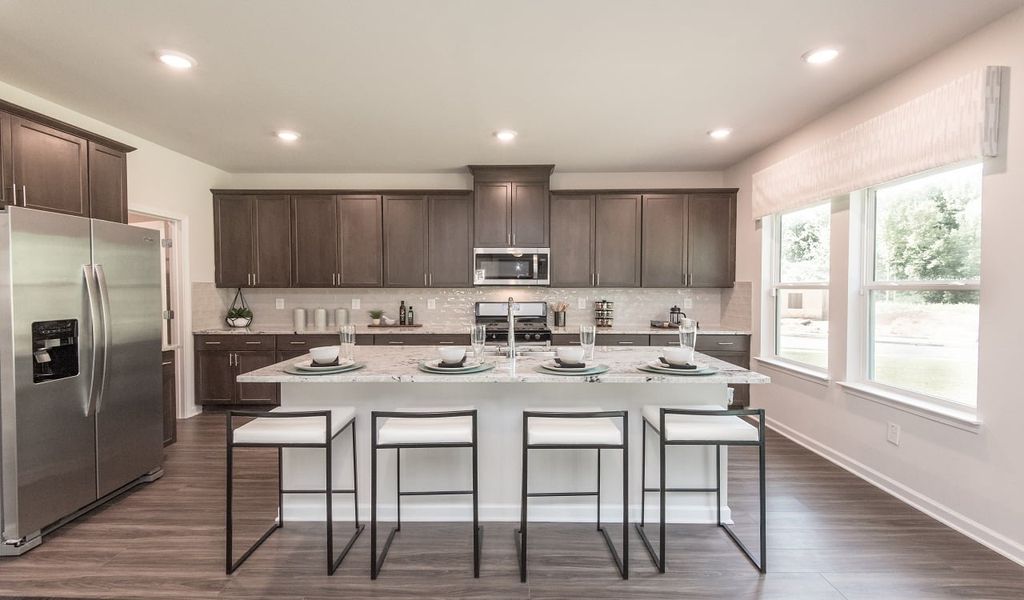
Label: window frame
xmin=766 ymin=200 xmax=832 ymax=374
xmin=855 ymin=163 xmax=982 ymax=411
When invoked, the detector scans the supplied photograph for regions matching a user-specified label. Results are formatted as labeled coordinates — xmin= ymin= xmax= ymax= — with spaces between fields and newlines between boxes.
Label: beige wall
xmin=724 ymin=7 xmax=1024 ymax=564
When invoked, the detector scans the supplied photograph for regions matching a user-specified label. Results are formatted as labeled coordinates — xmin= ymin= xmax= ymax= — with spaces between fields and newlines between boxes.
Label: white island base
xmin=235 ymin=347 xmax=770 ymax=525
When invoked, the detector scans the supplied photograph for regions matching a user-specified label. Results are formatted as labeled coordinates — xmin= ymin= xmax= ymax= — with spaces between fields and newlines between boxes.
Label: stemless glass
xmin=339 ymin=324 xmax=356 ymax=362
xmin=678 ymin=318 xmax=697 ymax=364
xmin=471 ymin=324 xmax=487 ymax=361
xmin=579 ymin=324 xmax=597 ymax=361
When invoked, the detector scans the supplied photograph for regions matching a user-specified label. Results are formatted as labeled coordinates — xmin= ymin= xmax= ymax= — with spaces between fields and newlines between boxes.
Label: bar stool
xmin=635 ymin=405 xmax=766 ymax=573
xmin=515 ymin=409 xmax=628 ymax=582
xmin=370 ymin=408 xmax=481 ymax=579
xmin=225 ymin=406 xmax=363 ymax=575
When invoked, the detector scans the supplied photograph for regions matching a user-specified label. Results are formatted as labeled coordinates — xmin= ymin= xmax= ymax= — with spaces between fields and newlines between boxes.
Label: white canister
xmin=314 ymin=308 xmax=328 ymax=331
xmin=334 ymin=308 xmax=349 ymax=327
xmin=293 ymin=308 xmax=307 ymax=332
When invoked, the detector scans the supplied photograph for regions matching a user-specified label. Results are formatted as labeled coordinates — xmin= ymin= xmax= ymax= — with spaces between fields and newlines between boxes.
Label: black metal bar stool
xmin=515 ymin=409 xmax=629 ymax=582
xmin=635 ymin=405 xmax=766 ymax=573
xmin=226 ymin=406 xmax=363 ymax=575
xmin=370 ymin=408 xmax=481 ymax=579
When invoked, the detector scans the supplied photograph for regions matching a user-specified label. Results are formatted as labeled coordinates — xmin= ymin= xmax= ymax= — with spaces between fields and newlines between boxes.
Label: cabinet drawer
xmin=596 ymin=334 xmax=648 ymax=346
xmin=195 ymin=334 xmax=276 ymax=351
xmin=695 ymin=334 xmax=749 ymax=353
xmin=374 ymin=334 xmax=470 ymax=346
xmin=277 ymin=334 xmax=340 ymax=349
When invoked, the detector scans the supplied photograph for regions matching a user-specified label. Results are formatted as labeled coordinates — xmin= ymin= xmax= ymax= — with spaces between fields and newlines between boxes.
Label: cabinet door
xmin=383 ymin=195 xmax=428 ymax=287
xmin=549 ymin=194 xmax=594 ymax=287
xmin=236 ymin=351 xmax=280 ymax=404
xmin=292 ymin=195 xmax=339 ymax=287
xmin=277 ymin=350 xmax=308 ymax=362
xmin=427 ymin=195 xmax=473 ymax=287
xmin=474 ymin=182 xmax=510 ymax=247
xmin=87 ymin=142 xmax=127 ymax=223
xmin=687 ymin=193 xmax=736 ymax=288
xmin=253 ymin=195 xmax=292 ymax=287
xmin=1 ymin=112 xmax=13 ymax=208
xmin=595 ymin=194 xmax=641 ymax=287
xmin=641 ymin=194 xmax=686 ymax=287
xmin=213 ymin=195 xmax=255 ymax=288
xmin=162 ymin=350 xmax=176 ymax=446
xmin=10 ymin=117 xmax=89 ymax=217
xmin=195 ymin=350 xmax=235 ymax=404
xmin=511 ymin=182 xmax=548 ymax=247
xmin=338 ymin=195 xmax=383 ymax=287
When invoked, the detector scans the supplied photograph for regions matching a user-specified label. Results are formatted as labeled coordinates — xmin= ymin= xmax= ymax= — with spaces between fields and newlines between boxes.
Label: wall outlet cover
xmin=577 ymin=297 xmax=587 ymax=310
xmin=351 ymin=299 xmax=361 ymax=310
xmin=427 ymin=299 xmax=437 ymax=310
xmin=887 ymin=422 xmax=901 ymax=446
xmin=275 ymin=298 xmax=285 ymax=310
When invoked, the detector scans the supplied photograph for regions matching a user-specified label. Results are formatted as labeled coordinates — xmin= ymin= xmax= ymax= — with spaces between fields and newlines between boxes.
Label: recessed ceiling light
xmin=495 ymin=129 xmax=518 ymax=143
xmin=156 ymin=50 xmax=196 ymax=70
xmin=803 ymin=47 xmax=840 ymax=65
xmin=708 ymin=128 xmax=732 ymax=140
xmin=276 ymin=130 xmax=301 ymax=142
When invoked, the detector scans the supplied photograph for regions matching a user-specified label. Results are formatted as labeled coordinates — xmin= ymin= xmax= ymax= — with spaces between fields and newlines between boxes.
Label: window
xmin=770 ymin=202 xmax=831 ymax=370
xmin=863 ymin=163 xmax=981 ymax=407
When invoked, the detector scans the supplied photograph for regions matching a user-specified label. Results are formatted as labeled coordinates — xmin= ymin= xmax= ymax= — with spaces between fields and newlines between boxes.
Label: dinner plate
xmin=536 ymin=364 xmax=609 ymax=376
xmin=638 ymin=364 xmax=719 ymax=376
xmin=543 ymin=360 xmax=591 ymax=372
xmin=418 ymin=362 xmax=495 ymax=374
xmin=293 ymin=358 xmax=356 ymax=372
xmin=284 ymin=362 xmax=364 ymax=376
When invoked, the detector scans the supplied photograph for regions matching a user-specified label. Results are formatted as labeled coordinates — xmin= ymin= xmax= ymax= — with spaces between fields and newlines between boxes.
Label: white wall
xmin=724 ymin=7 xmax=1024 ymax=564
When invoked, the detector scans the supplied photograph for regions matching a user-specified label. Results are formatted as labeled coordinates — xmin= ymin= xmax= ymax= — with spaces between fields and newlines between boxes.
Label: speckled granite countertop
xmin=236 ymin=346 xmax=769 ymax=385
xmin=194 ymin=325 xmax=751 ymax=336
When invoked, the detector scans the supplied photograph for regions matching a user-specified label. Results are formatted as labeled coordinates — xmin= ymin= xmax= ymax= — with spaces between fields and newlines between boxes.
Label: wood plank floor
xmin=1 ymin=413 xmax=1022 ymax=599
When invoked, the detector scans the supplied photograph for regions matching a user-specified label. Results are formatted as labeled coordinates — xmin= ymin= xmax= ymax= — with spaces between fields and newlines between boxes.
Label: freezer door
xmin=90 ymin=220 xmax=163 ymax=497
xmin=0 ymin=208 xmax=97 ymax=540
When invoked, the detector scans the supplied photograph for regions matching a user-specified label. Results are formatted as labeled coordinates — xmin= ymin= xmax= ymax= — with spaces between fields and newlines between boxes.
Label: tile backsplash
xmin=192 ymin=283 xmax=752 ymax=331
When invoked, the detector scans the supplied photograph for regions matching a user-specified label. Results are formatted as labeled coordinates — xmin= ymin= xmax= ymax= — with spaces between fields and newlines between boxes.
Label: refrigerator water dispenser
xmin=32 ymin=319 xmax=79 ymax=383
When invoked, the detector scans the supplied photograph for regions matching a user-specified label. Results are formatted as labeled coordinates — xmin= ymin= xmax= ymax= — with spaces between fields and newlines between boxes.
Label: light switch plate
xmin=275 ymin=298 xmax=285 ymax=310
xmin=427 ymin=299 xmax=437 ymax=310
xmin=887 ymin=422 xmax=901 ymax=446
xmin=683 ymin=297 xmax=694 ymax=310
xmin=351 ymin=298 xmax=361 ymax=310
xmin=577 ymin=297 xmax=587 ymax=310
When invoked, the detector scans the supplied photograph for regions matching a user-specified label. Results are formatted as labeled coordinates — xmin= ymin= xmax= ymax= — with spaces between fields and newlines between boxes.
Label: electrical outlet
xmin=351 ymin=298 xmax=361 ymax=310
xmin=887 ymin=422 xmax=901 ymax=446
xmin=427 ymin=298 xmax=437 ymax=310
xmin=683 ymin=297 xmax=693 ymax=310
xmin=275 ymin=298 xmax=285 ymax=310
xmin=577 ymin=297 xmax=587 ymax=310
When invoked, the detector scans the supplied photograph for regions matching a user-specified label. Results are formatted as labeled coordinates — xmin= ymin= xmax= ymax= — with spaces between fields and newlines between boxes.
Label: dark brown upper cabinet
xmin=550 ymin=193 xmax=640 ymax=288
xmin=383 ymin=195 xmax=429 ymax=287
xmin=641 ymin=192 xmax=735 ymax=288
xmin=0 ymin=112 xmax=12 ymax=208
xmin=427 ymin=195 xmax=474 ymax=287
xmin=469 ymin=165 xmax=552 ymax=248
xmin=87 ymin=142 xmax=128 ymax=224
xmin=213 ymin=194 xmax=292 ymax=288
xmin=290 ymin=194 xmax=383 ymax=288
xmin=338 ymin=195 xmax=383 ymax=287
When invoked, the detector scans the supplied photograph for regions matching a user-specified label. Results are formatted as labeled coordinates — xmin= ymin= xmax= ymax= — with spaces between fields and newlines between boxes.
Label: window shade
xmin=751 ymin=66 xmax=1005 ymax=220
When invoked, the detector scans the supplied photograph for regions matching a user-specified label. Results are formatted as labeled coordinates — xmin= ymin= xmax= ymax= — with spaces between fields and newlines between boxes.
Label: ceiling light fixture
xmin=708 ymin=128 xmax=732 ymax=140
xmin=802 ymin=47 xmax=840 ymax=65
xmin=495 ymin=129 xmax=518 ymax=143
xmin=276 ymin=130 xmax=301 ymax=142
xmin=156 ymin=50 xmax=196 ymax=70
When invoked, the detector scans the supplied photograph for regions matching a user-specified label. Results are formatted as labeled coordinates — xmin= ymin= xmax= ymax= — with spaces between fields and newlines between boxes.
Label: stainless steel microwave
xmin=473 ymin=248 xmax=550 ymax=286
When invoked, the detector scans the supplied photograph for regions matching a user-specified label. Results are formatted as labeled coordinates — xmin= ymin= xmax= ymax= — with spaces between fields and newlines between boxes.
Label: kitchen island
xmin=236 ymin=346 xmax=769 ymax=524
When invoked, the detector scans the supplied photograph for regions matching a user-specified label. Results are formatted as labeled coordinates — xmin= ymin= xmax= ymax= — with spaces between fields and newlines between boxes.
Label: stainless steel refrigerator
xmin=0 ymin=207 xmax=163 ymax=554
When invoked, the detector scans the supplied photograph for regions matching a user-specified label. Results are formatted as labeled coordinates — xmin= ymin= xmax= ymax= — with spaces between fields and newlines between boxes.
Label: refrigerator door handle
xmin=93 ymin=264 xmax=113 ymax=415
xmin=83 ymin=264 xmax=104 ymax=416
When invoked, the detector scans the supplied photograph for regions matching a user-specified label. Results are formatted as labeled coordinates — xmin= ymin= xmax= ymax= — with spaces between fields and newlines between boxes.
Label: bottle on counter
xmin=399 ymin=300 xmax=407 ymax=326
xmin=406 ymin=305 xmax=415 ymax=325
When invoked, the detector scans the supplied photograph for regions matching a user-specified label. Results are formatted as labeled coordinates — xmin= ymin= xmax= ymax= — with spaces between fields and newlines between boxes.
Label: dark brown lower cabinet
xmin=650 ymin=333 xmax=751 ymax=407
xmin=162 ymin=350 xmax=176 ymax=447
xmin=235 ymin=352 xmax=280 ymax=404
xmin=373 ymin=334 xmax=470 ymax=346
xmin=194 ymin=335 xmax=280 ymax=406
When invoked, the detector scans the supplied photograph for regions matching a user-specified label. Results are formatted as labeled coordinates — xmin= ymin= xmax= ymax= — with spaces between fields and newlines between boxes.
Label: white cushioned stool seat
xmin=233 ymin=406 xmax=356 ymax=445
xmin=642 ymin=404 xmax=758 ymax=442
xmin=527 ymin=408 xmax=623 ymax=446
xmin=377 ymin=408 xmax=474 ymax=445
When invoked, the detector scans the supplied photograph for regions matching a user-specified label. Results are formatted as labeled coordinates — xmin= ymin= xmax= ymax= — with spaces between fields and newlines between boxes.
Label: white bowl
xmin=438 ymin=346 xmax=466 ymax=364
xmin=309 ymin=345 xmax=340 ymax=364
xmin=662 ymin=347 xmax=693 ymax=366
xmin=556 ymin=346 xmax=585 ymax=363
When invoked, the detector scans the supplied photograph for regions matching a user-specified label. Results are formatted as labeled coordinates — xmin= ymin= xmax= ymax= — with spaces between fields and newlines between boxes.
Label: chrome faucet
xmin=507 ymin=296 xmax=518 ymax=358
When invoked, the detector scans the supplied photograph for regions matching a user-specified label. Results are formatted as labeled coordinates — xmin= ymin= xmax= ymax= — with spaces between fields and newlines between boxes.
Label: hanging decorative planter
xmin=225 ymin=288 xmax=254 ymax=328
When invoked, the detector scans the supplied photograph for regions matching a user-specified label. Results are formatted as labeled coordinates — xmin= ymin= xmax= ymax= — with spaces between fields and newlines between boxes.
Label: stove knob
xmin=532 ymin=333 xmax=541 ymax=340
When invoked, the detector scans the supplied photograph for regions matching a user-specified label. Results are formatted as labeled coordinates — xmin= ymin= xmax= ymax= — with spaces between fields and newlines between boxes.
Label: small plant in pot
xmin=225 ymin=288 xmax=253 ymax=328
xmin=368 ymin=309 xmax=384 ymax=326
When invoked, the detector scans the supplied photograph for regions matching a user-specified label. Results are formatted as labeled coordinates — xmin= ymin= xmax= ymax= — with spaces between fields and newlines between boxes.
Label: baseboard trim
xmin=766 ymin=417 xmax=1024 ymax=567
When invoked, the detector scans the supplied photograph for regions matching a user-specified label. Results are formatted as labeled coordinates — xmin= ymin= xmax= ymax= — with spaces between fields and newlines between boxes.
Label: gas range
xmin=474 ymin=301 xmax=552 ymax=345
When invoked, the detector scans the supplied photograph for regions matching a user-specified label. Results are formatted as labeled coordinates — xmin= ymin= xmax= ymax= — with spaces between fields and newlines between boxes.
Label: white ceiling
xmin=0 ymin=0 xmax=1019 ymax=173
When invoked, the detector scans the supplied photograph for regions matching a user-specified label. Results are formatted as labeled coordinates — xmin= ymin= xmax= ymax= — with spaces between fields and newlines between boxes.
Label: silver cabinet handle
xmin=438 ymin=341 xmax=455 ymax=345
xmin=617 ymin=341 xmax=634 ymax=345
xmin=244 ymin=341 xmax=262 ymax=345
xmin=10 ymin=184 xmax=15 ymax=205
xmin=289 ymin=341 xmax=306 ymax=345
xmin=596 ymin=272 xmax=601 ymax=286
xmin=161 ymin=361 xmax=173 ymax=366
xmin=667 ymin=341 xmax=680 ymax=346
xmin=204 ymin=341 xmax=222 ymax=345
xmin=569 ymin=341 xmax=581 ymax=345
xmin=428 ymin=272 xmax=432 ymax=286
xmin=387 ymin=341 xmax=405 ymax=345
xmin=717 ymin=342 xmax=735 ymax=346
xmin=512 ymin=232 xmax=516 ymax=245
xmin=21 ymin=185 xmax=26 ymax=207
xmin=424 ymin=272 xmax=427 ymax=286
xmin=507 ymin=232 xmax=511 ymax=246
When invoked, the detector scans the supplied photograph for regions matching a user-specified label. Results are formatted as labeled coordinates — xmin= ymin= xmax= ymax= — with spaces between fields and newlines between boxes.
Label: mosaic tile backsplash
xmin=192 ymin=282 xmax=751 ymax=331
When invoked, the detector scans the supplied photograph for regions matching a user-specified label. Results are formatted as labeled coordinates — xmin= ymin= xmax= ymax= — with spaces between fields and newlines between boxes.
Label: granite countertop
xmin=550 ymin=326 xmax=752 ymax=336
xmin=236 ymin=346 xmax=770 ymax=385
xmin=195 ymin=325 xmax=752 ymax=336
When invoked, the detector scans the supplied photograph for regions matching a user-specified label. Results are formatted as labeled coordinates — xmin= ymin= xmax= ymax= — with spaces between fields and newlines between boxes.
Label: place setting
xmin=535 ymin=343 xmax=610 ymax=377
xmin=637 ymin=320 xmax=719 ymax=376
xmin=418 ymin=344 xmax=495 ymax=375
xmin=283 ymin=343 xmax=365 ymax=375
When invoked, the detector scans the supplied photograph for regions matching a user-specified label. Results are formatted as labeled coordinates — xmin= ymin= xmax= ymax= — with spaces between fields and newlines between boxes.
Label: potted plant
xmin=225 ymin=288 xmax=253 ymax=328
xmin=368 ymin=309 xmax=384 ymax=326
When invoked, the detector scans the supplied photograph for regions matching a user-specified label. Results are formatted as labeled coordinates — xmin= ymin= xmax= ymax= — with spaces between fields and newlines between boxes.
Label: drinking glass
xmin=678 ymin=318 xmax=697 ymax=364
xmin=339 ymin=324 xmax=356 ymax=362
xmin=579 ymin=324 xmax=597 ymax=361
xmin=471 ymin=324 xmax=487 ymax=361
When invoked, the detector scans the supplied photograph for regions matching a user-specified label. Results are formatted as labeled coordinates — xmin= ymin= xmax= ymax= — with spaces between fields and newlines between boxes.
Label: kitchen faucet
xmin=507 ymin=296 xmax=518 ymax=358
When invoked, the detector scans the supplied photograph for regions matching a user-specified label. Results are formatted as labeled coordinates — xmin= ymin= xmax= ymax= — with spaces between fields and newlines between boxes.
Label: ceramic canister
xmin=335 ymin=308 xmax=349 ymax=326
xmin=313 ymin=307 xmax=328 ymax=331
xmin=293 ymin=308 xmax=307 ymax=332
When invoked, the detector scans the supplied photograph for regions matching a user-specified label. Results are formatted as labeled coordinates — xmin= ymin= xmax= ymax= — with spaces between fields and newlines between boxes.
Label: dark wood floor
xmin=1 ymin=414 xmax=1022 ymax=599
